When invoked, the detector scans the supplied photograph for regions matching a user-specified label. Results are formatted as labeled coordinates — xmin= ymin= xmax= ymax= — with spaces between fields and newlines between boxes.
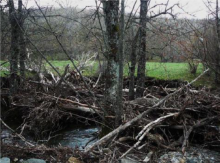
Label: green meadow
xmin=0 ymin=60 xmax=215 ymax=88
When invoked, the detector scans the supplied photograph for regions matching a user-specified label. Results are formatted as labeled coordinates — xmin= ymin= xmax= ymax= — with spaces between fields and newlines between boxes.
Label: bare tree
xmin=116 ymin=0 xmax=125 ymax=126
xmin=215 ymin=0 xmax=220 ymax=83
xmin=130 ymin=0 xmax=177 ymax=97
xmin=136 ymin=0 xmax=148 ymax=97
xmin=18 ymin=0 xmax=26 ymax=80
xmin=129 ymin=27 xmax=139 ymax=100
xmin=9 ymin=0 xmax=19 ymax=93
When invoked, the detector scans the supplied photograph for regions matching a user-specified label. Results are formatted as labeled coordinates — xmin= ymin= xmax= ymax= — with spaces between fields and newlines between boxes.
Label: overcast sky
xmin=8 ymin=0 xmax=218 ymax=19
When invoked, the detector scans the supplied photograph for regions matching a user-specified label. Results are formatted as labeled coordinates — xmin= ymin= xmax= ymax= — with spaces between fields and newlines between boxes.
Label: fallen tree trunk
xmin=59 ymin=104 xmax=100 ymax=115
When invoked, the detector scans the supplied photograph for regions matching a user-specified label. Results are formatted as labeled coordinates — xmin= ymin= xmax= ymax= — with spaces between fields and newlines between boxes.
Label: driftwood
xmin=120 ymin=113 xmax=179 ymax=158
xmin=126 ymin=97 xmax=159 ymax=106
xmin=59 ymin=103 xmax=99 ymax=115
xmin=85 ymin=69 xmax=210 ymax=153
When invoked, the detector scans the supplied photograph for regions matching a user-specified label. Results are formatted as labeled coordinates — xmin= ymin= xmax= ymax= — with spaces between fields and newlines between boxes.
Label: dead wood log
xmin=85 ymin=107 xmax=156 ymax=153
xmin=84 ymin=69 xmax=209 ymax=153
xmin=126 ymin=97 xmax=159 ymax=106
xmin=59 ymin=103 xmax=99 ymax=115
xmin=118 ymin=136 xmax=135 ymax=142
xmin=120 ymin=113 xmax=179 ymax=158
xmin=49 ymin=71 xmax=58 ymax=84
xmin=29 ymin=80 xmax=51 ymax=87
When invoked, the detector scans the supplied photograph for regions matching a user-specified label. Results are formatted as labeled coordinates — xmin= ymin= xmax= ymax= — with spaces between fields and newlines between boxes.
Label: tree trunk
xmin=116 ymin=0 xmax=125 ymax=126
xmin=9 ymin=0 xmax=19 ymax=94
xmin=18 ymin=0 xmax=26 ymax=81
xmin=129 ymin=27 xmax=139 ymax=100
xmin=102 ymin=0 xmax=120 ymax=128
xmin=136 ymin=0 xmax=148 ymax=97
xmin=216 ymin=0 xmax=220 ymax=83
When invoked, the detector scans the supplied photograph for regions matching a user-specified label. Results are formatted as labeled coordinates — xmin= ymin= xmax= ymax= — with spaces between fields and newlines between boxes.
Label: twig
xmin=39 ymin=92 xmax=98 ymax=109
xmin=93 ymin=72 xmax=102 ymax=88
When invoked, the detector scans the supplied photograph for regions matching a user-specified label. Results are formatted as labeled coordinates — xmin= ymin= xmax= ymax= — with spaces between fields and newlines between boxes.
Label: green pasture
xmin=46 ymin=61 xmax=213 ymax=87
xmin=0 ymin=60 xmax=215 ymax=88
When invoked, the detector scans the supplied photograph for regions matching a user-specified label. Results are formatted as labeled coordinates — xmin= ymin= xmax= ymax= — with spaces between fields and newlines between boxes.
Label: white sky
xmin=4 ymin=0 xmax=218 ymax=19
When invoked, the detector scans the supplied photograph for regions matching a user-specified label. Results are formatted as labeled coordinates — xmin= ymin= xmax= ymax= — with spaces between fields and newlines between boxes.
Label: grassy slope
xmin=0 ymin=60 xmax=215 ymax=87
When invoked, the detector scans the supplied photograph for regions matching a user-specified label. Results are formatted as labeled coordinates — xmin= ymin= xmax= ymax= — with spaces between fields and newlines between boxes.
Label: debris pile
xmin=1 ymin=69 xmax=220 ymax=162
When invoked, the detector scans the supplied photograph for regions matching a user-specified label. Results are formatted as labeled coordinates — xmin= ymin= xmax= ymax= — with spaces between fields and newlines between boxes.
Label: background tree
xmin=116 ymin=0 xmax=125 ymax=126
xmin=130 ymin=0 xmax=178 ymax=97
xmin=136 ymin=0 xmax=148 ymax=97
xmin=215 ymin=0 xmax=220 ymax=83
xmin=18 ymin=0 xmax=26 ymax=80
xmin=9 ymin=0 xmax=19 ymax=93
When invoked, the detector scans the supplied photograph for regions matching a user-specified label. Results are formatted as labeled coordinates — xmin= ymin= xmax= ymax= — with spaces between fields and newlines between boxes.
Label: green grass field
xmin=0 ymin=60 xmax=216 ymax=88
xmin=46 ymin=61 xmax=215 ymax=87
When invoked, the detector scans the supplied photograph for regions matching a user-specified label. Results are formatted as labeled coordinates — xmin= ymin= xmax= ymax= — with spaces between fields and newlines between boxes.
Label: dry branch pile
xmin=1 ymin=70 xmax=220 ymax=162
xmin=83 ymin=74 xmax=220 ymax=162
xmin=1 ymin=73 xmax=102 ymax=140
xmin=82 ymin=91 xmax=220 ymax=162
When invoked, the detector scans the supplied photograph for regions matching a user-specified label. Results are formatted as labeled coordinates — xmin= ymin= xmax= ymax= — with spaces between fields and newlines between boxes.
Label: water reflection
xmin=48 ymin=126 xmax=99 ymax=149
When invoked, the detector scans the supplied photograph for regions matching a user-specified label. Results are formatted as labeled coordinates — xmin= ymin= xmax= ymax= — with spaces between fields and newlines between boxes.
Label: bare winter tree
xmin=9 ymin=0 xmax=19 ymax=93
xmin=136 ymin=0 xmax=148 ymax=97
xmin=215 ymin=0 xmax=220 ymax=83
xmin=116 ymin=0 xmax=125 ymax=126
xmin=129 ymin=27 xmax=139 ymax=100
xmin=131 ymin=0 xmax=178 ymax=97
xmin=190 ymin=0 xmax=220 ymax=83
xmin=18 ymin=0 xmax=26 ymax=80
xmin=7 ymin=0 xmax=27 ymax=92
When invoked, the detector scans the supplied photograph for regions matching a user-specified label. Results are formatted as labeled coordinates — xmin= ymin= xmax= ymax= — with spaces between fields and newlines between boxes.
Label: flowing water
xmin=0 ymin=104 xmax=100 ymax=149
xmin=47 ymin=125 xmax=99 ymax=149
xmin=2 ymin=123 xmax=99 ymax=149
